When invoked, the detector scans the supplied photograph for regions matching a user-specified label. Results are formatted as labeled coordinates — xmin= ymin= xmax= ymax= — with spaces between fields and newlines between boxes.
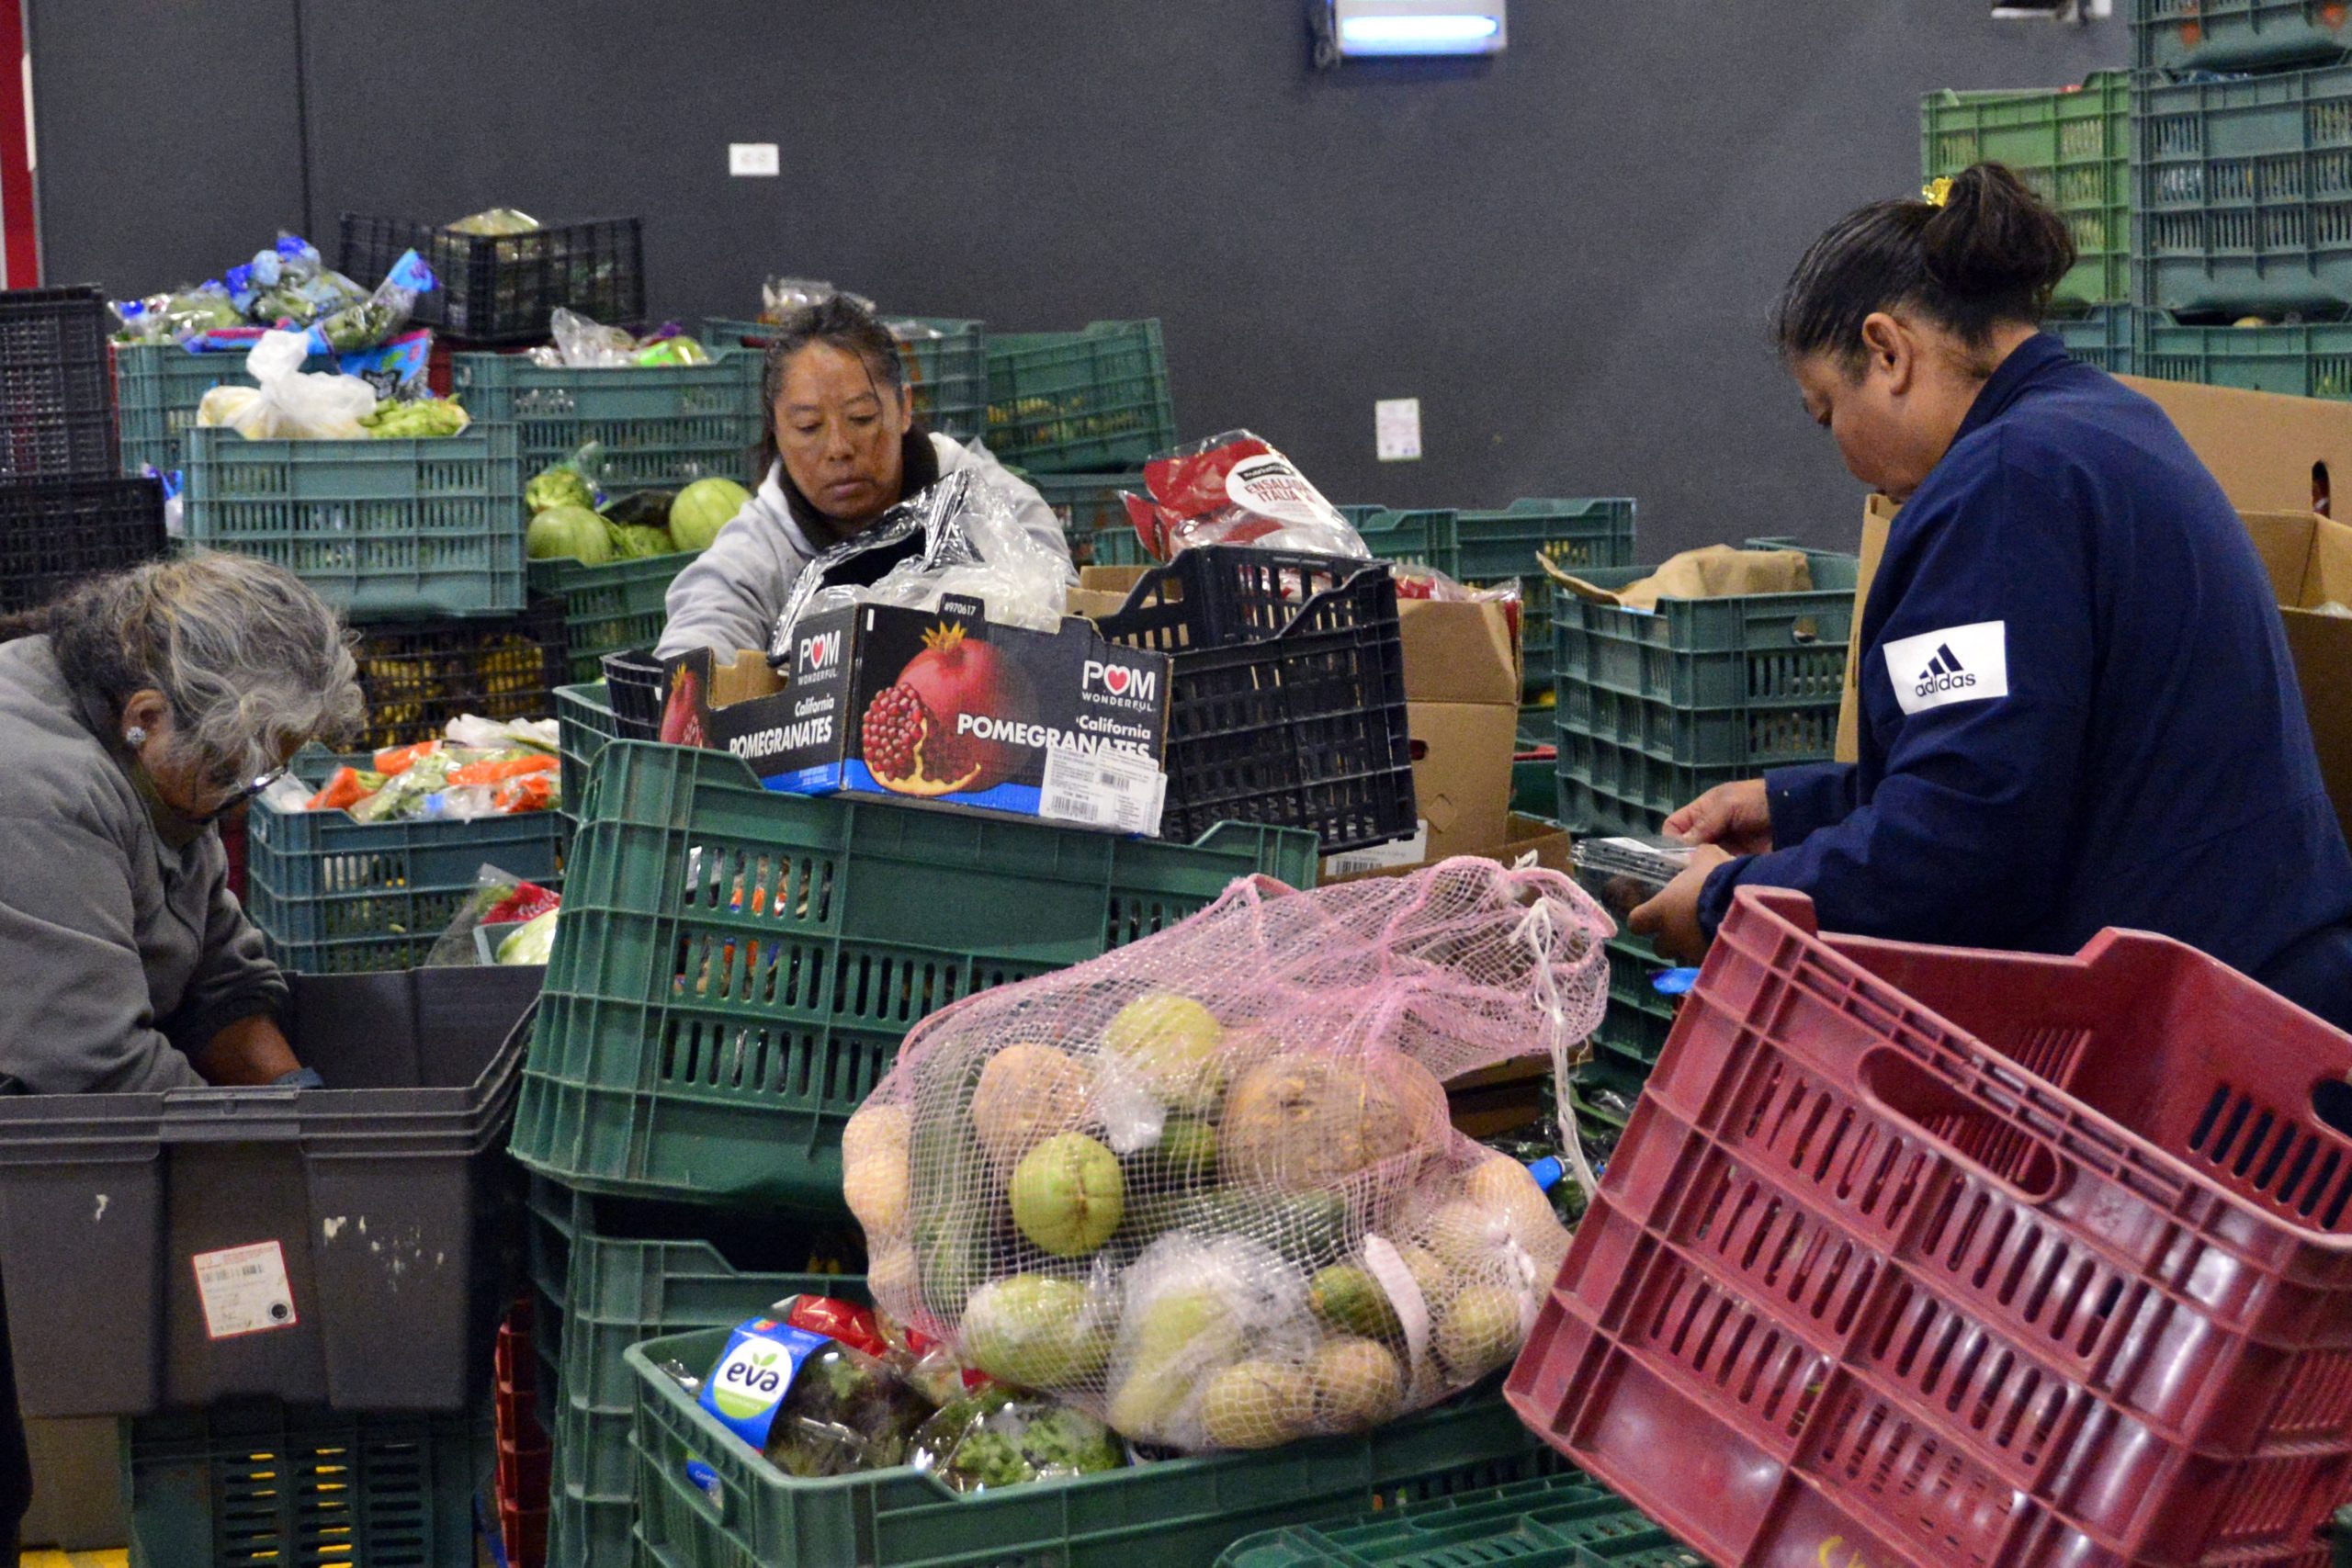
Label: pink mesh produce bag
xmin=844 ymin=855 xmax=1611 ymax=1452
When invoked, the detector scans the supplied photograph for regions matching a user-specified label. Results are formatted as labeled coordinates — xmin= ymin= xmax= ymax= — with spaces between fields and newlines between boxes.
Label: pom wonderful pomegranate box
xmin=660 ymin=593 xmax=1173 ymax=832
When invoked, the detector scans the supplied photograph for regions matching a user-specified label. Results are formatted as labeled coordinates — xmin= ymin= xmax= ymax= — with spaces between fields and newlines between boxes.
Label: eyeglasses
xmin=198 ymin=765 xmax=290 ymax=825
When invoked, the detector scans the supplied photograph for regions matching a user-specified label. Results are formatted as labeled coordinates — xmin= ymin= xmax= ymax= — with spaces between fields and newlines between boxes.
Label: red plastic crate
xmin=494 ymin=1299 xmax=550 ymax=1568
xmin=1508 ymin=886 xmax=2352 ymax=1568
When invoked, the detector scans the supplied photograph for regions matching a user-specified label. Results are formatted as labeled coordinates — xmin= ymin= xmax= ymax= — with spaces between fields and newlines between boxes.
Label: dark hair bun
xmin=1921 ymin=163 xmax=2076 ymax=304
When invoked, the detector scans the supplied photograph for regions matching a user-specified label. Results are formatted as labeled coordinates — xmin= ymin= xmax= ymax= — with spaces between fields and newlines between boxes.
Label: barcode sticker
xmin=191 ymin=1240 xmax=298 ymax=1341
xmin=1039 ymin=744 xmax=1167 ymax=835
xmin=1322 ymin=821 xmax=1430 ymax=877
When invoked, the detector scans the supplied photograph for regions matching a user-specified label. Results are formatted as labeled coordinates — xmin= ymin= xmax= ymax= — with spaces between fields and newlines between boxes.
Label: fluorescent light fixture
xmin=1329 ymin=0 xmax=1506 ymax=57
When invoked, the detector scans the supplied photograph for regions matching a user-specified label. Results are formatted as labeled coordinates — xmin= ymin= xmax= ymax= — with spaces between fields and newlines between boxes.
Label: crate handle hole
xmin=1791 ymin=616 xmax=1820 ymax=646
xmin=2312 ymin=1077 xmax=2352 ymax=1142
xmin=1857 ymin=1046 xmax=2063 ymax=1203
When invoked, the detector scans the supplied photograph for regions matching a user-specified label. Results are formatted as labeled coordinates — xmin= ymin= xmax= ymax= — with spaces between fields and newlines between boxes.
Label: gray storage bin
xmin=0 ymin=965 xmax=537 ymax=1417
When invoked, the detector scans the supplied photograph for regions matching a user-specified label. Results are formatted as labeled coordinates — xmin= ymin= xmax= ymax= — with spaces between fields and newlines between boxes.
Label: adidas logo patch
xmin=1883 ymin=621 xmax=2009 ymax=716
xmin=1916 ymin=643 xmax=1974 ymax=696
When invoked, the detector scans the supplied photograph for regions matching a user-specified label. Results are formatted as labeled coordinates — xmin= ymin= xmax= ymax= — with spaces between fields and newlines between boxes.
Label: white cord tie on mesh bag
xmin=1510 ymin=893 xmax=1604 ymax=1208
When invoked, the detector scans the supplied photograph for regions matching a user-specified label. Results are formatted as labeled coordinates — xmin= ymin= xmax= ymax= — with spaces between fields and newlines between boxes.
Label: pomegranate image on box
xmin=859 ymin=622 xmax=1035 ymax=795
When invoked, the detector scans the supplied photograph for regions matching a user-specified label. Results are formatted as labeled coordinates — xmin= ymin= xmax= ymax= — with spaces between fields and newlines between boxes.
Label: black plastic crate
xmin=1094 ymin=547 xmax=1416 ymax=853
xmin=0 ymin=475 xmax=166 ymax=614
xmin=340 ymin=213 xmax=645 ymax=346
xmin=0 ymin=285 xmax=119 ymax=479
xmin=352 ymin=597 xmax=568 ymax=753
xmin=0 ymin=967 xmax=537 ymax=1419
xmin=124 ymin=1397 xmax=492 ymax=1568
xmin=599 ymin=648 xmax=664 ymax=740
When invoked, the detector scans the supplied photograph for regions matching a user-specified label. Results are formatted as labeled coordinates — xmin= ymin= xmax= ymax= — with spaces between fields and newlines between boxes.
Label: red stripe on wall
xmin=0 ymin=1 xmax=36 ymax=287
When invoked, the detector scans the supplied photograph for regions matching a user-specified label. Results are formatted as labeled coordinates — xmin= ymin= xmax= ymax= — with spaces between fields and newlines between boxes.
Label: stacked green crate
xmin=1551 ymin=555 xmax=1859 ymax=839
xmin=1923 ymin=73 xmax=2132 ymax=306
xmin=1356 ymin=498 xmax=1637 ymax=698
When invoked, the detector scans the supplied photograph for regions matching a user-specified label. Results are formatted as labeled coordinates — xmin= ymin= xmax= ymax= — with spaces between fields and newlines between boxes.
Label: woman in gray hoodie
xmin=0 ymin=551 xmax=362 ymax=1544
xmin=657 ymin=296 xmax=1069 ymax=658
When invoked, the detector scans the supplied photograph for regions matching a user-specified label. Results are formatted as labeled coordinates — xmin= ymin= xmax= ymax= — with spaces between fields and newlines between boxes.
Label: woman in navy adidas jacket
xmin=1631 ymin=163 xmax=2352 ymax=1028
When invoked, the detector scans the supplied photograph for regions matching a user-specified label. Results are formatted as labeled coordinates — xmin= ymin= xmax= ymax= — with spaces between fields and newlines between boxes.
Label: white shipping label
xmin=1322 ymin=820 xmax=1430 ymax=877
xmin=1883 ymin=620 xmax=2009 ymax=716
xmin=1039 ymin=745 xmax=1167 ymax=835
xmin=191 ymin=1240 xmax=298 ymax=1341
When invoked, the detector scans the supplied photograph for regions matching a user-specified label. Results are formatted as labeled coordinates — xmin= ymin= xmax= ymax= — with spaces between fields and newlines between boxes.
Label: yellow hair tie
xmin=1922 ymin=176 xmax=1954 ymax=209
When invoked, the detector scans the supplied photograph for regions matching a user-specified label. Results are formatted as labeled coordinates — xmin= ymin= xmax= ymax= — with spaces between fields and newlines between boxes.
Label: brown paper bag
xmin=1544 ymin=546 xmax=1814 ymax=611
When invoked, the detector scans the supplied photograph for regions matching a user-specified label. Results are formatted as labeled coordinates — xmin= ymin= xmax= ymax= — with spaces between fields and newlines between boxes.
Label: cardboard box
xmin=1833 ymin=493 xmax=1899 ymax=763
xmin=2240 ymin=510 xmax=2352 ymax=844
xmin=2118 ymin=375 xmax=2352 ymax=514
xmin=662 ymin=595 xmax=1173 ymax=832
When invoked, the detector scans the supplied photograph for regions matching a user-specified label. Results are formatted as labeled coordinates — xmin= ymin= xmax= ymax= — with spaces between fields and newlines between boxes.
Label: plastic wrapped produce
xmin=699 ymin=1298 xmax=937 ymax=1477
xmin=1118 ymin=432 xmax=1369 ymax=563
xmin=910 ymin=1386 xmax=1125 ymax=1492
xmin=309 ymin=249 xmax=436 ymax=355
xmin=195 ymin=331 xmax=376 ymax=440
xmin=847 ymin=857 xmax=1611 ymax=1452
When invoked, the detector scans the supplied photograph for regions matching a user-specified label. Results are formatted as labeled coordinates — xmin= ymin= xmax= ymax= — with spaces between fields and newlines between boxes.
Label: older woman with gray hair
xmin=0 ymin=552 xmax=363 ymax=1094
xmin=0 ymin=552 xmax=361 ymax=1547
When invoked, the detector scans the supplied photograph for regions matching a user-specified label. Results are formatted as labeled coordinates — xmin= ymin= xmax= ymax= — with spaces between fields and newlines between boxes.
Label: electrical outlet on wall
xmin=729 ymin=142 xmax=780 ymax=177
xmin=1376 ymin=398 xmax=1421 ymax=462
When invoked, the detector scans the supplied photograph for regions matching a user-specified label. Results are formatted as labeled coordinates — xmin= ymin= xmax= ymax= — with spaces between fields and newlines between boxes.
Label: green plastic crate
xmin=1555 ymin=730 xmax=1753 ymax=839
xmin=1028 ymin=468 xmax=1146 ymax=561
xmin=1511 ymin=755 xmax=1559 ymax=820
xmin=2141 ymin=310 xmax=2352 ymax=399
xmin=1560 ymin=678 xmax=1840 ymax=773
xmin=1597 ymin=934 xmax=1677 ymax=1067
xmin=1358 ymin=499 xmax=1638 ymax=697
xmin=2049 ymin=303 xmax=2138 ymax=374
xmin=1921 ymin=73 xmax=2132 ymax=306
xmin=112 ymin=341 xmax=337 ymax=478
xmin=556 ymin=679 xmax=622 ymax=839
xmin=1551 ymin=556 xmax=1856 ymax=711
xmin=244 ymin=754 xmax=563 ymax=973
xmin=986 ymin=320 xmax=1177 ymax=473
xmin=1216 ymin=1472 xmax=1694 ymax=1568
xmin=701 ymin=316 xmax=989 ymax=443
xmin=183 ymin=423 xmax=527 ymax=618
xmin=527 ymin=551 xmax=694 ymax=682
xmin=123 ymin=1400 xmax=490 ymax=1568
xmin=527 ymin=1179 xmax=867 ymax=1568
xmin=1548 ymin=557 xmax=1856 ymax=833
xmin=2136 ymin=63 xmax=2352 ymax=315
xmin=508 ymin=741 xmax=1319 ymax=1211
xmin=452 ymin=349 xmax=763 ymax=487
xmin=632 ymin=1325 xmax=1560 ymax=1568
xmin=2133 ymin=0 xmax=2352 ymax=73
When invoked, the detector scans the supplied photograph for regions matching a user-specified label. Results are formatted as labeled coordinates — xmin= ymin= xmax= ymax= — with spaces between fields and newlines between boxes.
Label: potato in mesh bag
xmin=842 ymin=855 xmax=1610 ymax=1451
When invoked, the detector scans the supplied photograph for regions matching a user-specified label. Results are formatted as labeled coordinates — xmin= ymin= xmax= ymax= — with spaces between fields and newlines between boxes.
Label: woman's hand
xmin=1628 ymin=844 xmax=1734 ymax=965
xmin=196 ymin=1014 xmax=301 ymax=1087
xmin=1664 ymin=780 xmax=1774 ymax=857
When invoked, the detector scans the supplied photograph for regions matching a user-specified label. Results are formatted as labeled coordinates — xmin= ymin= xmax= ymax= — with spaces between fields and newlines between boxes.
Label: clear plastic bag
xmin=308 ymin=249 xmax=435 ymax=355
xmin=423 ymin=864 xmax=561 ymax=966
xmin=1118 ymin=432 xmax=1369 ymax=563
xmin=195 ymin=331 xmax=377 ymax=440
xmin=846 ymin=857 xmax=1611 ymax=1452
xmin=763 ymin=276 xmax=876 ymax=320
xmin=768 ymin=471 xmax=1079 ymax=664
xmin=447 ymin=207 xmax=540 ymax=236
xmin=526 ymin=310 xmax=712 ymax=369
xmin=909 ymin=1386 xmax=1126 ymax=1492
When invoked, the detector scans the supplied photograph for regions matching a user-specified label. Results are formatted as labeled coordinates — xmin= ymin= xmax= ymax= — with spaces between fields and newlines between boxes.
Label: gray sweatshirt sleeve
xmin=0 ymin=811 xmax=206 ymax=1093
xmin=656 ymin=469 xmax=812 ymax=659
xmin=163 ymin=843 xmax=288 ymax=1058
